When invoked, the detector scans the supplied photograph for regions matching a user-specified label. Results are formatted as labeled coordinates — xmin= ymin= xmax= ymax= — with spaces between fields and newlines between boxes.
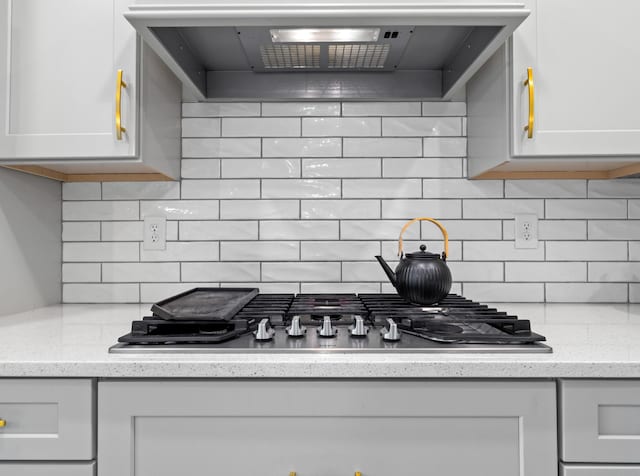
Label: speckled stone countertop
xmin=0 ymin=303 xmax=639 ymax=378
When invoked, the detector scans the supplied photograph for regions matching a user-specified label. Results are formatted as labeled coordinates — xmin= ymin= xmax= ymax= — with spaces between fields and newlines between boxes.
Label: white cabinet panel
xmin=0 ymin=0 xmax=136 ymax=158
xmin=0 ymin=463 xmax=95 ymax=476
xmin=561 ymin=465 xmax=640 ymax=476
xmin=98 ymin=380 xmax=557 ymax=476
xmin=512 ymin=0 xmax=640 ymax=157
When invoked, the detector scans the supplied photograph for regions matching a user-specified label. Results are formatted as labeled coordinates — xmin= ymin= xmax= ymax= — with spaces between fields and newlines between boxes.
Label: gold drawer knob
xmin=0 ymin=419 xmax=6 ymax=427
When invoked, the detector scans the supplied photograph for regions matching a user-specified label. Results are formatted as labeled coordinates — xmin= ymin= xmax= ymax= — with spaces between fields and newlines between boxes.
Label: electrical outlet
xmin=143 ymin=216 xmax=166 ymax=251
xmin=514 ymin=214 xmax=538 ymax=249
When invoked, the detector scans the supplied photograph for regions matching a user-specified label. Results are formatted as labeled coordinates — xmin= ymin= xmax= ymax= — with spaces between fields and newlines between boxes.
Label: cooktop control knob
xmin=286 ymin=316 xmax=307 ymax=338
xmin=350 ymin=315 xmax=369 ymax=337
xmin=254 ymin=318 xmax=275 ymax=341
xmin=318 ymin=316 xmax=338 ymax=338
xmin=381 ymin=318 xmax=401 ymax=342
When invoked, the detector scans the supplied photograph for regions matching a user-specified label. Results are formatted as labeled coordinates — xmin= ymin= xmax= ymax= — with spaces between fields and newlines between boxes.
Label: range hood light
xmin=270 ymin=28 xmax=380 ymax=43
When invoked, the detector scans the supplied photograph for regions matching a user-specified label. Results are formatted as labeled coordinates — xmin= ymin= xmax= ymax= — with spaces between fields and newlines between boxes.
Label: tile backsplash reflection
xmin=62 ymin=102 xmax=640 ymax=303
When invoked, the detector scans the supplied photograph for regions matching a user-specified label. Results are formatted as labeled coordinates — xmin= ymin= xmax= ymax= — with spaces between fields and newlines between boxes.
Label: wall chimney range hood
xmin=125 ymin=2 xmax=529 ymax=101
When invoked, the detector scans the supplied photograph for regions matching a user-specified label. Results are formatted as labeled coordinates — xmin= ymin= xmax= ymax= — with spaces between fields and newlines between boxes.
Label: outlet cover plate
xmin=143 ymin=216 xmax=166 ymax=251
xmin=515 ymin=213 xmax=538 ymax=249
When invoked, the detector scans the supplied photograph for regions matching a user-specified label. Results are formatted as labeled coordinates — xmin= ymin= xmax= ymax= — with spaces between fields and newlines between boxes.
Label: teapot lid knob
xmin=419 ymin=244 xmax=426 ymax=252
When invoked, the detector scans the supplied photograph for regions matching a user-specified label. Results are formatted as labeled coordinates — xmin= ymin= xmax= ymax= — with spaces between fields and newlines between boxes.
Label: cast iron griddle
xmin=151 ymin=287 xmax=259 ymax=321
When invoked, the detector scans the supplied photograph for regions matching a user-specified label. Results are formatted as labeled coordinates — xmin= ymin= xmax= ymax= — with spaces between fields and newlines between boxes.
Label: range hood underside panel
xmin=128 ymin=4 xmax=528 ymax=101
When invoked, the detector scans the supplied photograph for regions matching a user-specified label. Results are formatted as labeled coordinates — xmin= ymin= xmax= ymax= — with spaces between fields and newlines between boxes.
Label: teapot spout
xmin=375 ymin=255 xmax=397 ymax=288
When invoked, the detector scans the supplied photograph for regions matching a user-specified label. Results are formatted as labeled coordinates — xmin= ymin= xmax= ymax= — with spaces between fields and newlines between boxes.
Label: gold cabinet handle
xmin=0 ymin=419 xmax=6 ymax=428
xmin=523 ymin=67 xmax=534 ymax=139
xmin=115 ymin=69 xmax=127 ymax=140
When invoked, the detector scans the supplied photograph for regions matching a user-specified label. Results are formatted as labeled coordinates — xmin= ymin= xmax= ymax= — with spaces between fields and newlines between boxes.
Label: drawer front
xmin=560 ymin=380 xmax=640 ymax=463
xmin=561 ymin=464 xmax=640 ymax=475
xmin=99 ymin=380 xmax=557 ymax=476
xmin=0 ymin=462 xmax=95 ymax=476
xmin=0 ymin=379 xmax=94 ymax=460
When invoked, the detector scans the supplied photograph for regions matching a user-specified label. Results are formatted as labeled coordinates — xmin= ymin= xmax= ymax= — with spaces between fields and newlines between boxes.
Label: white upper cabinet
xmin=0 ymin=0 xmax=181 ymax=181
xmin=467 ymin=0 xmax=640 ymax=179
xmin=0 ymin=0 xmax=136 ymax=158
xmin=512 ymin=0 xmax=640 ymax=157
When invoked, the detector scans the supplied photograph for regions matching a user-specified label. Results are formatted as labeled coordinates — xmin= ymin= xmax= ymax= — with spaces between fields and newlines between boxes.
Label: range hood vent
xmin=125 ymin=2 xmax=529 ymax=101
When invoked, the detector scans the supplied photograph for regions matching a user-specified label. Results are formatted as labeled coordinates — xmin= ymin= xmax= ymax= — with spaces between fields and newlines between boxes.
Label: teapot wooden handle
xmin=397 ymin=217 xmax=449 ymax=259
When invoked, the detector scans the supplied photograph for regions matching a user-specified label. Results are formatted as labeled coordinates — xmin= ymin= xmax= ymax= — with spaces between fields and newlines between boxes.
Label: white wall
xmin=0 ymin=167 xmax=61 ymax=315
xmin=60 ymin=101 xmax=640 ymax=304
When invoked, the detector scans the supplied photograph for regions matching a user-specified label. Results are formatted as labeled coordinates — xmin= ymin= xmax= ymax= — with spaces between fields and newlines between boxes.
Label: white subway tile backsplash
xmin=382 ymin=158 xmax=462 ymax=178
xmin=506 ymin=262 xmax=587 ymax=282
xmin=102 ymin=262 xmax=180 ymax=282
xmin=463 ymin=241 xmax=544 ymax=261
xmin=63 ymin=242 xmax=139 ymax=262
xmin=221 ymin=200 xmax=299 ymax=219
xmin=342 ymin=261 xmax=393 ymax=282
xmin=63 ymin=284 xmax=139 ymax=303
xmin=463 ymin=283 xmax=544 ymax=302
xmin=221 ymin=241 xmax=299 ymax=261
xmin=546 ymin=241 xmax=627 ymax=261
xmin=302 ymin=158 xmax=381 ymax=178
xmin=505 ymin=180 xmax=586 ymax=198
xmin=382 ymin=117 xmax=461 ymax=137
xmin=545 ymin=283 xmax=628 ymax=303
xmin=182 ymin=138 xmax=261 ymax=158
xmin=503 ymin=220 xmax=587 ymax=240
xmin=260 ymin=220 xmax=339 ymax=240
xmin=63 ymin=222 xmax=100 ymax=241
xmin=222 ymin=118 xmax=300 ymax=137
xmin=262 ymin=179 xmax=341 ymax=198
xmin=546 ymin=199 xmax=627 ymax=219
xmin=62 ymin=263 xmax=101 ymax=283
xmin=62 ymin=183 xmax=101 ymax=201
xmin=423 ymin=179 xmax=502 ymax=198
xmin=344 ymin=138 xmax=421 ymax=157
xmin=262 ymin=262 xmax=340 ymax=282
xmin=181 ymin=180 xmax=260 ymax=199
xmin=141 ymin=242 xmax=220 ymax=262
xmin=303 ymin=117 xmax=381 ymax=136
xmin=181 ymin=159 xmax=221 ymax=179
xmin=141 ymin=200 xmax=220 ymax=220
xmin=63 ymin=201 xmax=139 ymax=221
xmin=343 ymin=179 xmax=422 ymax=198
xmin=182 ymin=118 xmax=220 ymax=137
xmin=423 ymin=138 xmax=467 ymax=157
xmin=182 ymin=262 xmax=260 ymax=282
xmin=588 ymin=262 xmax=640 ymax=282
xmin=341 ymin=220 xmax=420 ymax=240
xmin=449 ymin=262 xmax=503 ymax=282
xmin=342 ymin=102 xmax=420 ymax=116
xmin=588 ymin=179 xmax=640 ymax=198
xmin=463 ymin=199 xmax=543 ymax=219
xmin=262 ymin=102 xmax=340 ymax=117
xmin=180 ymin=221 xmax=258 ymax=241
xmin=422 ymin=102 xmax=466 ymax=116
xmin=222 ymin=158 xmax=300 ymax=178
xmin=380 ymin=199 xmax=461 ymax=219
xmin=102 ymin=182 xmax=180 ymax=200
xmin=588 ymin=220 xmax=640 ymax=240
xmin=301 ymin=241 xmax=380 ymax=261
xmin=60 ymin=101 xmax=640 ymax=303
xmin=183 ymin=102 xmax=260 ymax=117
xmin=263 ymin=138 xmax=341 ymax=157
xmin=301 ymin=200 xmax=380 ymax=219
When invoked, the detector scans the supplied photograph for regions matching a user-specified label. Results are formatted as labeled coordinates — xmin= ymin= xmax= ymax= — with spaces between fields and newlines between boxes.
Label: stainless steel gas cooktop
xmin=109 ymin=289 xmax=551 ymax=354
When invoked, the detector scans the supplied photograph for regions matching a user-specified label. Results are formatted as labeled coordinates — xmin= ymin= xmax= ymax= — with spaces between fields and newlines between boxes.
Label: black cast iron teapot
xmin=375 ymin=217 xmax=452 ymax=305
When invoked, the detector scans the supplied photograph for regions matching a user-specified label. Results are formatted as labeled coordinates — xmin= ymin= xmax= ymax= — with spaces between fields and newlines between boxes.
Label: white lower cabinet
xmin=0 ymin=463 xmax=95 ymax=476
xmin=98 ymin=379 xmax=557 ymax=476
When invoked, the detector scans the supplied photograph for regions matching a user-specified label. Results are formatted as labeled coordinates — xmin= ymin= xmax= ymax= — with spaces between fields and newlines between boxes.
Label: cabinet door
xmin=512 ymin=0 xmax=640 ymax=156
xmin=0 ymin=463 xmax=95 ymax=476
xmin=0 ymin=0 xmax=137 ymax=159
xmin=98 ymin=380 xmax=557 ymax=476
